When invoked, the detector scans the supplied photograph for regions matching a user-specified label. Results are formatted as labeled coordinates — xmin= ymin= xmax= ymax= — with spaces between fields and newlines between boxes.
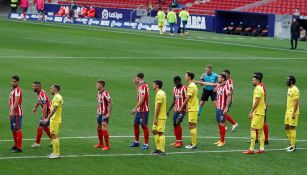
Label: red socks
xmin=97 ymin=128 xmax=103 ymax=145
xmin=15 ymin=131 xmax=23 ymax=149
xmin=219 ymin=125 xmax=226 ymax=143
xmin=263 ymin=123 xmax=269 ymax=141
xmin=36 ymin=127 xmax=43 ymax=144
xmin=103 ymin=130 xmax=109 ymax=146
xmin=12 ymin=131 xmax=17 ymax=147
xmin=174 ymin=125 xmax=182 ymax=141
xmin=44 ymin=127 xmax=51 ymax=139
xmin=134 ymin=123 xmax=140 ymax=142
xmin=142 ymin=125 xmax=149 ymax=145
xmin=226 ymin=114 xmax=237 ymax=125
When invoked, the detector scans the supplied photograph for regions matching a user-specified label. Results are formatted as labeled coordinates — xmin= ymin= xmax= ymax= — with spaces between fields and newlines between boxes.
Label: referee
xmin=290 ymin=17 xmax=300 ymax=50
xmin=196 ymin=64 xmax=218 ymax=120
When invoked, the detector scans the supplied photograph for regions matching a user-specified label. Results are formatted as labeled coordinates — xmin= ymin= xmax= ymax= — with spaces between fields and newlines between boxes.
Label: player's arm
xmin=106 ymin=98 xmax=112 ymax=118
xmin=132 ymin=94 xmax=145 ymax=114
xmin=249 ymin=97 xmax=260 ymax=119
xmin=43 ymin=106 xmax=57 ymax=124
xmin=292 ymin=98 xmax=299 ymax=119
xmin=154 ymin=102 xmax=161 ymax=125
xmin=167 ymin=96 xmax=176 ymax=116
xmin=223 ymin=94 xmax=231 ymax=115
xmin=195 ymin=81 xmax=217 ymax=86
xmin=10 ymin=96 xmax=20 ymax=117
xmin=180 ymin=95 xmax=191 ymax=111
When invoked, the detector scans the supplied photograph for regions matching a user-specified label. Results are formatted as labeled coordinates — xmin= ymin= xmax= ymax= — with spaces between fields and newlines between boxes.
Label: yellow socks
xmin=286 ymin=129 xmax=291 ymax=143
xmin=249 ymin=130 xmax=256 ymax=151
xmin=154 ymin=134 xmax=160 ymax=150
xmin=259 ymin=129 xmax=265 ymax=150
xmin=290 ymin=129 xmax=296 ymax=148
xmin=159 ymin=135 xmax=165 ymax=152
xmin=52 ymin=138 xmax=60 ymax=156
xmin=191 ymin=128 xmax=197 ymax=146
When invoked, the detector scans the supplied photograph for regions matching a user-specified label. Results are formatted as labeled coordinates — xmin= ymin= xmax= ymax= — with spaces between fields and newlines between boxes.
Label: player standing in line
xmin=156 ymin=8 xmax=166 ymax=35
xmin=180 ymin=72 xmax=199 ymax=149
xmin=94 ymin=80 xmax=112 ymax=151
xmin=130 ymin=73 xmax=150 ymax=150
xmin=31 ymin=81 xmax=52 ymax=148
xmin=179 ymin=7 xmax=189 ymax=35
xmin=9 ymin=75 xmax=23 ymax=153
xmin=152 ymin=80 xmax=167 ymax=155
xmin=43 ymin=85 xmax=63 ymax=159
xmin=19 ymin=0 xmax=28 ymax=20
xmin=196 ymin=65 xmax=218 ymax=121
xmin=167 ymin=8 xmax=177 ymax=36
xmin=243 ymin=74 xmax=265 ymax=154
xmin=223 ymin=70 xmax=239 ymax=132
xmin=167 ymin=76 xmax=187 ymax=148
xmin=214 ymin=74 xmax=231 ymax=147
xmin=284 ymin=76 xmax=300 ymax=152
xmin=34 ymin=0 xmax=46 ymax=21
xmin=253 ymin=72 xmax=269 ymax=144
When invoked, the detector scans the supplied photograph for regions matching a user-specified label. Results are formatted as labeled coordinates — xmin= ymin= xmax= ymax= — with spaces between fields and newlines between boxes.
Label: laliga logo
xmin=88 ymin=18 xmax=93 ymax=25
xmin=101 ymin=9 xmax=109 ymax=19
xmin=137 ymin=23 xmax=143 ymax=30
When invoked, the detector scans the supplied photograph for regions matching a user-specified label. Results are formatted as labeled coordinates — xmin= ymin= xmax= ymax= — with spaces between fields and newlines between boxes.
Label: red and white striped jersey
xmin=9 ymin=86 xmax=23 ymax=116
xmin=216 ymin=83 xmax=230 ymax=110
xmin=97 ymin=90 xmax=111 ymax=115
xmin=226 ymin=79 xmax=234 ymax=92
xmin=173 ymin=85 xmax=187 ymax=112
xmin=37 ymin=90 xmax=51 ymax=115
xmin=137 ymin=83 xmax=149 ymax=112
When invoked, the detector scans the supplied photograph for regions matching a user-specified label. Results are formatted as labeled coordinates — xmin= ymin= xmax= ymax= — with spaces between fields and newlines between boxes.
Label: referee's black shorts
xmin=201 ymin=89 xmax=217 ymax=102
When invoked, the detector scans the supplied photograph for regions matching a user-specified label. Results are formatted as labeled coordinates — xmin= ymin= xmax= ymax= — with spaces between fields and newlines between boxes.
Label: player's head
xmin=96 ymin=80 xmax=105 ymax=91
xmin=286 ymin=75 xmax=296 ymax=87
xmin=135 ymin=73 xmax=144 ymax=83
xmin=223 ymin=69 xmax=230 ymax=79
xmin=218 ymin=73 xmax=227 ymax=84
xmin=173 ymin=75 xmax=182 ymax=87
xmin=182 ymin=7 xmax=185 ymax=10
xmin=158 ymin=7 xmax=162 ymax=11
xmin=153 ymin=80 xmax=163 ymax=91
xmin=253 ymin=72 xmax=263 ymax=81
xmin=205 ymin=64 xmax=213 ymax=74
xmin=185 ymin=71 xmax=194 ymax=82
xmin=252 ymin=74 xmax=262 ymax=86
xmin=51 ymin=84 xmax=60 ymax=95
xmin=32 ymin=81 xmax=42 ymax=92
xmin=11 ymin=75 xmax=20 ymax=88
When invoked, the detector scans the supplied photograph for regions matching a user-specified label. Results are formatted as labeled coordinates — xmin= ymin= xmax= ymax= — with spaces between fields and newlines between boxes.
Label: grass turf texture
xmin=0 ymin=19 xmax=306 ymax=175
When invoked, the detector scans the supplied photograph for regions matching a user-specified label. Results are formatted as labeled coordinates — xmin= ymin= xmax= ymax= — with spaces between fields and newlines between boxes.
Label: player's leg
xmin=174 ymin=113 xmax=184 ymax=148
xmin=152 ymin=125 xmax=160 ymax=154
xmin=13 ymin=116 xmax=23 ymax=153
xmin=244 ymin=115 xmax=260 ymax=154
xmin=185 ymin=112 xmax=198 ymax=149
xmin=158 ymin=132 xmax=166 ymax=154
xmin=216 ymin=109 xmax=226 ymax=146
xmin=33 ymin=125 xmax=43 ymax=148
xmin=101 ymin=119 xmax=110 ymax=151
xmin=130 ymin=112 xmax=140 ymax=147
xmin=141 ymin=112 xmax=149 ymax=149
xmin=198 ymin=89 xmax=208 ymax=119
xmin=49 ymin=122 xmax=60 ymax=158
xmin=288 ymin=115 xmax=298 ymax=152
xmin=256 ymin=128 xmax=265 ymax=153
xmin=10 ymin=116 xmax=18 ymax=151
xmin=263 ymin=113 xmax=269 ymax=144
xmin=94 ymin=115 xmax=104 ymax=148
xmin=171 ymin=112 xmax=178 ymax=146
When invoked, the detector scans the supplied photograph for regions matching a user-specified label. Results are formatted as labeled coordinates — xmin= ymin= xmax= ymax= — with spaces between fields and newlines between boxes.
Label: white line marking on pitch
xmin=3 ymin=19 xmax=307 ymax=54
xmin=0 ymin=148 xmax=306 ymax=160
xmin=1 ymin=136 xmax=306 ymax=142
xmin=0 ymin=56 xmax=306 ymax=60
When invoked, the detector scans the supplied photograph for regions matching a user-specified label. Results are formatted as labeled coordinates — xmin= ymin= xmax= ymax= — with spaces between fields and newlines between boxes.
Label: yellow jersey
xmin=50 ymin=93 xmax=64 ymax=124
xmin=253 ymin=85 xmax=265 ymax=115
xmin=187 ymin=82 xmax=199 ymax=112
xmin=286 ymin=85 xmax=300 ymax=115
xmin=156 ymin=10 xmax=166 ymax=23
xmin=155 ymin=89 xmax=167 ymax=120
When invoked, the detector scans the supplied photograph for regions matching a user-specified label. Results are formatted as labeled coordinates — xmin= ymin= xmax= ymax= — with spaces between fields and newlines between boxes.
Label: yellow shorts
xmin=251 ymin=114 xmax=264 ymax=129
xmin=188 ymin=112 xmax=198 ymax=124
xmin=285 ymin=114 xmax=299 ymax=126
xmin=152 ymin=119 xmax=166 ymax=133
xmin=158 ymin=22 xmax=164 ymax=27
xmin=50 ymin=122 xmax=60 ymax=135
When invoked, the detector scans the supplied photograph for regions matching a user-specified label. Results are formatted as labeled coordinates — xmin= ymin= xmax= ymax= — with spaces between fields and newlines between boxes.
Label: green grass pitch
xmin=0 ymin=18 xmax=306 ymax=175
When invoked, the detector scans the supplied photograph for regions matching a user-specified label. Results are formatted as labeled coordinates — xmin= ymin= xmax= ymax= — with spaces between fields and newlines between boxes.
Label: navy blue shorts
xmin=216 ymin=109 xmax=226 ymax=123
xmin=97 ymin=115 xmax=109 ymax=125
xmin=134 ymin=112 xmax=149 ymax=126
xmin=38 ymin=117 xmax=50 ymax=127
xmin=173 ymin=112 xmax=185 ymax=126
xmin=10 ymin=116 xmax=22 ymax=130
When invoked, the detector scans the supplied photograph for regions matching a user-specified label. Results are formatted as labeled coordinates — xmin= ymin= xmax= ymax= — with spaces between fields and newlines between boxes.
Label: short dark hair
xmin=137 ymin=73 xmax=144 ymax=79
xmin=288 ymin=75 xmax=296 ymax=84
xmin=173 ymin=76 xmax=181 ymax=82
xmin=206 ymin=64 xmax=213 ymax=69
xmin=223 ymin=69 xmax=230 ymax=75
xmin=53 ymin=84 xmax=61 ymax=91
xmin=253 ymin=74 xmax=262 ymax=82
xmin=153 ymin=80 xmax=163 ymax=89
xmin=97 ymin=80 xmax=105 ymax=87
xmin=254 ymin=72 xmax=263 ymax=79
xmin=33 ymin=81 xmax=41 ymax=85
xmin=12 ymin=75 xmax=20 ymax=82
xmin=186 ymin=71 xmax=195 ymax=80
xmin=219 ymin=73 xmax=227 ymax=81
